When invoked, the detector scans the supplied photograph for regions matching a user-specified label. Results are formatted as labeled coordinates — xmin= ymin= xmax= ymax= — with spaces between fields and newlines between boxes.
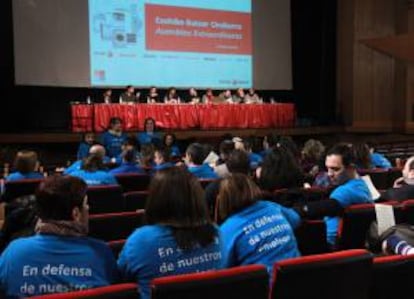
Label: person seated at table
xmin=146 ymin=86 xmax=160 ymax=104
xmin=5 ymin=150 xmax=44 ymax=181
xmin=185 ymin=87 xmax=201 ymax=104
xmin=218 ymin=89 xmax=234 ymax=104
xmin=152 ymin=147 xmax=175 ymax=174
xmin=120 ymin=85 xmax=138 ymax=104
xmin=244 ymin=88 xmax=261 ymax=104
xmin=102 ymin=88 xmax=113 ymax=104
xmin=101 ymin=117 xmax=128 ymax=158
xmin=164 ymin=87 xmax=181 ymax=104
xmin=163 ymin=132 xmax=181 ymax=158
xmin=232 ymin=88 xmax=245 ymax=104
xmin=185 ymin=143 xmax=219 ymax=179
xmin=109 ymin=149 xmax=145 ymax=175
xmin=117 ymin=167 xmax=224 ymax=299
xmin=137 ymin=117 xmax=162 ymax=147
xmin=202 ymin=88 xmax=215 ymax=104
xmin=69 ymin=154 xmax=118 ymax=186
xmin=77 ymin=132 xmax=96 ymax=160
xmin=0 ymin=175 xmax=118 ymax=298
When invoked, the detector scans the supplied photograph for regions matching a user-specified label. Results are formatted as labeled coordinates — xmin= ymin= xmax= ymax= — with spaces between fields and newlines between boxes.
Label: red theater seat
xmin=123 ymin=191 xmax=149 ymax=211
xmin=86 ymin=185 xmax=124 ymax=214
xmin=114 ymin=173 xmax=151 ymax=192
xmin=2 ymin=178 xmax=43 ymax=202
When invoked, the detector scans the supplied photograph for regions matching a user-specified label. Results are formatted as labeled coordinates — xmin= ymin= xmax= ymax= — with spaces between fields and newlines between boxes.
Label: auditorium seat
xmin=270 ymin=249 xmax=373 ymax=299
xmin=107 ymin=239 xmax=126 ymax=258
xmin=1 ymin=178 xmax=43 ymax=203
xmin=402 ymin=199 xmax=414 ymax=224
xmin=29 ymin=283 xmax=139 ymax=298
xmin=336 ymin=202 xmax=404 ymax=250
xmin=371 ymin=254 xmax=414 ymax=299
xmin=89 ymin=210 xmax=146 ymax=242
xmin=269 ymin=187 xmax=329 ymax=208
xmin=357 ymin=168 xmax=390 ymax=190
xmin=123 ymin=191 xmax=149 ymax=211
xmin=294 ymin=220 xmax=328 ymax=255
xmin=114 ymin=173 xmax=151 ymax=192
xmin=151 ymin=264 xmax=269 ymax=299
xmin=86 ymin=185 xmax=124 ymax=214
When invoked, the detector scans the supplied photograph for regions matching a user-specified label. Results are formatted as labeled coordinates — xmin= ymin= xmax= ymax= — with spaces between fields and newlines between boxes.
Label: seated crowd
xmin=2 ymin=118 xmax=414 ymax=298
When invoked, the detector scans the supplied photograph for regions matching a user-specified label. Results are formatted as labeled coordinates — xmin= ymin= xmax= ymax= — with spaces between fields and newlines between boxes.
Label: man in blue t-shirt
xmin=0 ymin=175 xmax=118 ymax=298
xmin=294 ymin=144 xmax=372 ymax=246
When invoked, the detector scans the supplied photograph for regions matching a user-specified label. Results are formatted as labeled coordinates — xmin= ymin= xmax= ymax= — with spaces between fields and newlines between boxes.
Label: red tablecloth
xmin=71 ymin=103 xmax=295 ymax=132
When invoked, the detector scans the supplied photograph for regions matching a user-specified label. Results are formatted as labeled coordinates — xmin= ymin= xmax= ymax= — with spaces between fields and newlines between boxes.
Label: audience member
xmin=70 ymin=154 xmax=117 ymax=186
xmin=117 ymin=167 xmax=223 ymax=299
xmin=152 ymin=147 xmax=174 ymax=173
xmin=5 ymin=150 xmax=43 ymax=181
xmin=216 ymin=174 xmax=300 ymax=274
xmin=301 ymin=138 xmax=326 ymax=178
xmin=109 ymin=149 xmax=145 ymax=175
xmin=381 ymin=156 xmax=414 ymax=201
xmin=137 ymin=117 xmax=162 ymax=147
xmin=0 ymin=175 xmax=118 ymax=297
xmin=367 ymin=141 xmax=392 ymax=168
xmin=139 ymin=144 xmax=156 ymax=169
xmin=76 ymin=132 xmax=96 ymax=160
xmin=214 ymin=139 xmax=235 ymax=178
xmin=243 ymin=137 xmax=264 ymax=170
xmin=64 ymin=145 xmax=110 ymax=175
xmin=185 ymin=143 xmax=218 ymax=179
xmin=101 ymin=117 xmax=128 ymax=158
xmin=353 ymin=143 xmax=373 ymax=169
xmin=163 ymin=132 xmax=181 ymax=158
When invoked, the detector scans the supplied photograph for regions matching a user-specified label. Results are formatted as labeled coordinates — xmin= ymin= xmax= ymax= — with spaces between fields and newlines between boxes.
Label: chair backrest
xmin=151 ymin=264 xmax=269 ymax=299
xmin=123 ymin=191 xmax=149 ymax=211
xmin=337 ymin=202 xmax=404 ymax=250
xmin=107 ymin=239 xmax=126 ymax=258
xmin=402 ymin=199 xmax=414 ymax=224
xmin=271 ymin=249 xmax=373 ymax=299
xmin=357 ymin=169 xmax=390 ymax=190
xmin=114 ymin=173 xmax=151 ymax=192
xmin=294 ymin=220 xmax=328 ymax=255
xmin=2 ymin=178 xmax=43 ymax=202
xmin=87 ymin=185 xmax=124 ymax=214
xmin=371 ymin=254 xmax=414 ymax=299
xmin=89 ymin=210 xmax=146 ymax=242
xmin=29 ymin=283 xmax=139 ymax=298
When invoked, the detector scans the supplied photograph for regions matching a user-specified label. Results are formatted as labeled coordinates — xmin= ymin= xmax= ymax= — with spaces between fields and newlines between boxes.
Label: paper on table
xmin=375 ymin=204 xmax=396 ymax=236
xmin=361 ymin=175 xmax=381 ymax=201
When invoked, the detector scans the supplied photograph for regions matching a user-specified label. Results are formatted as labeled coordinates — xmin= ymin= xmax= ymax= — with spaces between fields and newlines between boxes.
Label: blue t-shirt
xmin=325 ymin=178 xmax=372 ymax=245
xmin=117 ymin=225 xmax=224 ymax=299
xmin=109 ymin=162 xmax=145 ymax=175
xmin=151 ymin=162 xmax=175 ymax=175
xmin=101 ymin=132 xmax=127 ymax=158
xmin=220 ymin=200 xmax=301 ymax=274
xmin=370 ymin=153 xmax=392 ymax=169
xmin=137 ymin=132 xmax=162 ymax=147
xmin=187 ymin=164 xmax=219 ymax=179
xmin=77 ymin=142 xmax=91 ymax=160
xmin=249 ymin=153 xmax=263 ymax=169
xmin=5 ymin=172 xmax=43 ymax=182
xmin=69 ymin=170 xmax=118 ymax=186
xmin=0 ymin=234 xmax=118 ymax=298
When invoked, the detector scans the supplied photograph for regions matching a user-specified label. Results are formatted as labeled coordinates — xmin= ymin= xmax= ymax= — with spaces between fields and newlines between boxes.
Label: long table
xmin=71 ymin=103 xmax=296 ymax=132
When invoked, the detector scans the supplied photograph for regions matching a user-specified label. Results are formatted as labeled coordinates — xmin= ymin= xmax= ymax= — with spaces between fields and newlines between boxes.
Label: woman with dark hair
xmin=70 ymin=154 xmax=117 ymax=186
xmin=216 ymin=174 xmax=300 ymax=274
xmin=101 ymin=117 xmax=128 ymax=158
xmin=256 ymin=146 xmax=304 ymax=192
xmin=6 ymin=150 xmax=43 ymax=181
xmin=163 ymin=132 xmax=181 ymax=158
xmin=118 ymin=167 xmax=223 ymax=299
xmin=164 ymin=87 xmax=181 ymax=104
xmin=76 ymin=132 xmax=96 ymax=160
xmin=146 ymin=86 xmax=160 ymax=103
xmin=137 ymin=117 xmax=162 ymax=147
xmin=0 ymin=175 xmax=118 ymax=297
xmin=353 ymin=142 xmax=373 ymax=169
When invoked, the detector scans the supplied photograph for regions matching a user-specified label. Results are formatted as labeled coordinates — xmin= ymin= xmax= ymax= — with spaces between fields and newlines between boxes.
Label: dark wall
xmin=0 ymin=0 xmax=337 ymax=133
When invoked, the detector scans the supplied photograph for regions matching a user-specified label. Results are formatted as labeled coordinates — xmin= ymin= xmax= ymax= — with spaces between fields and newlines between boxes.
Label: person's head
xmin=257 ymin=146 xmax=304 ymax=191
xmin=154 ymin=147 xmax=171 ymax=165
xmin=126 ymin=85 xmax=134 ymax=94
xmin=13 ymin=150 xmax=40 ymax=174
xmin=144 ymin=117 xmax=156 ymax=133
xmin=223 ymin=89 xmax=231 ymax=98
xmin=88 ymin=144 xmax=106 ymax=159
xmin=215 ymin=173 xmax=261 ymax=224
xmin=186 ymin=143 xmax=207 ymax=165
xmin=277 ymin=136 xmax=300 ymax=160
xmin=82 ymin=154 xmax=104 ymax=172
xmin=263 ymin=133 xmax=279 ymax=150
xmin=146 ymin=167 xmax=216 ymax=249
xmin=236 ymin=88 xmax=244 ymax=96
xmin=83 ymin=132 xmax=95 ymax=145
xmin=35 ymin=175 xmax=89 ymax=227
xmin=189 ymin=88 xmax=197 ymax=96
xmin=248 ymin=88 xmax=255 ymax=95
xmin=108 ymin=117 xmax=123 ymax=132
xmin=122 ymin=136 xmax=139 ymax=152
xmin=232 ymin=137 xmax=245 ymax=151
xmin=402 ymin=156 xmax=414 ymax=180
xmin=122 ymin=149 xmax=137 ymax=164
xmin=244 ymin=136 xmax=262 ymax=154
xmin=163 ymin=133 xmax=176 ymax=147
xmin=302 ymin=139 xmax=325 ymax=162
xmin=103 ymin=89 xmax=112 ymax=96
xmin=168 ymin=87 xmax=177 ymax=97
xmin=353 ymin=143 xmax=372 ymax=169
xmin=325 ymin=143 xmax=356 ymax=185
xmin=206 ymin=88 xmax=213 ymax=96
xmin=226 ymin=149 xmax=250 ymax=175
xmin=149 ymin=86 xmax=157 ymax=94
xmin=140 ymin=143 xmax=155 ymax=167
xmin=219 ymin=140 xmax=235 ymax=161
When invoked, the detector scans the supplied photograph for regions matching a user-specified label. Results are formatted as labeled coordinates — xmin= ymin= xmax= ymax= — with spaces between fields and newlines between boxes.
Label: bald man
xmin=381 ymin=156 xmax=414 ymax=202
xmin=64 ymin=144 xmax=110 ymax=175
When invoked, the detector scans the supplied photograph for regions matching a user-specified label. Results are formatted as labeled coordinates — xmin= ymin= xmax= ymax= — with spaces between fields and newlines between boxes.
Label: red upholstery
xmin=114 ymin=173 xmax=151 ymax=192
xmin=86 ymin=185 xmax=124 ymax=214
xmin=371 ymin=254 xmax=414 ymax=299
xmin=107 ymin=239 xmax=126 ymax=258
xmin=123 ymin=191 xmax=149 ymax=211
xmin=271 ymin=249 xmax=373 ymax=299
xmin=151 ymin=264 xmax=269 ymax=299
xmin=89 ymin=210 xmax=145 ymax=242
xmin=29 ymin=283 xmax=138 ymax=298
xmin=2 ymin=178 xmax=43 ymax=202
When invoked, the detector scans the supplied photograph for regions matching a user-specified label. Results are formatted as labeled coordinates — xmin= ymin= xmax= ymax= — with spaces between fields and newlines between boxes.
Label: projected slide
xmin=89 ymin=0 xmax=252 ymax=88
